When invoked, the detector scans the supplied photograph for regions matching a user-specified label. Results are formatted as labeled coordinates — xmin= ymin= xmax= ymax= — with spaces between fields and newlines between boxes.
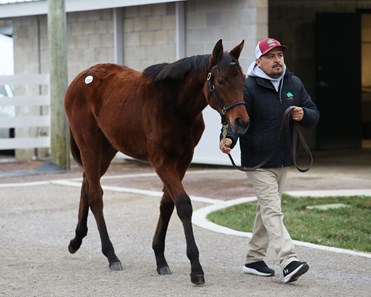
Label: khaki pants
xmin=246 ymin=167 xmax=298 ymax=268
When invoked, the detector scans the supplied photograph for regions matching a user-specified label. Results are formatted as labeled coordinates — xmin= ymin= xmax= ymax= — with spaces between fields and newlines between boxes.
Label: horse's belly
xmin=98 ymin=118 xmax=148 ymax=161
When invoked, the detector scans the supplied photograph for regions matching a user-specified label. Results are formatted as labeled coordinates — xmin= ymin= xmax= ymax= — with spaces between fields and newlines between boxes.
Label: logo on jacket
xmin=286 ymin=92 xmax=294 ymax=100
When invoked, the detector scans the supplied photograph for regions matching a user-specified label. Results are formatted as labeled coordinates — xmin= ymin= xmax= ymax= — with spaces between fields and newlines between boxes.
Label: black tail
xmin=69 ymin=129 xmax=83 ymax=166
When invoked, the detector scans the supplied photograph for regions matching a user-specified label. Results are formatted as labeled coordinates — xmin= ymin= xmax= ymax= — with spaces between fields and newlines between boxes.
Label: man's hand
xmin=292 ymin=106 xmax=304 ymax=122
xmin=219 ymin=138 xmax=232 ymax=154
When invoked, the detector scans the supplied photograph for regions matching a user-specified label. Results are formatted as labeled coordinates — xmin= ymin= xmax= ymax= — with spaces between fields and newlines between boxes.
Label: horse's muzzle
xmin=231 ymin=118 xmax=250 ymax=135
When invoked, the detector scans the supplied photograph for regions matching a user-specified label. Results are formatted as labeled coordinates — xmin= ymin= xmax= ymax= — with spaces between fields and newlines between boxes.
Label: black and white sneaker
xmin=243 ymin=261 xmax=275 ymax=277
xmin=283 ymin=261 xmax=309 ymax=283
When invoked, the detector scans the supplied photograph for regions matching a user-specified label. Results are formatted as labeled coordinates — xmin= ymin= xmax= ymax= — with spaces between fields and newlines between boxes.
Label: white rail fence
xmin=0 ymin=74 xmax=50 ymax=150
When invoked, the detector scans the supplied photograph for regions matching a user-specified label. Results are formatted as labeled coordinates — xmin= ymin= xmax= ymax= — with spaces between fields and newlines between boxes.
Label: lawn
xmin=207 ymin=195 xmax=371 ymax=253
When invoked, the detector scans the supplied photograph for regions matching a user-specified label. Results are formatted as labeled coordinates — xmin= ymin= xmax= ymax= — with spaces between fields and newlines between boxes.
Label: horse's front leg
xmin=155 ymin=166 xmax=205 ymax=285
xmin=175 ymin=193 xmax=205 ymax=285
xmin=152 ymin=191 xmax=174 ymax=275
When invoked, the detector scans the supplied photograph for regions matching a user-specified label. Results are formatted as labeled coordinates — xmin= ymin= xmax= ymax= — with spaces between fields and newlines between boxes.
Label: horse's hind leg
xmin=69 ymin=135 xmax=122 ymax=270
xmin=152 ymin=190 xmax=174 ymax=275
xmin=68 ymin=174 xmax=89 ymax=254
xmin=87 ymin=148 xmax=123 ymax=270
xmin=89 ymin=179 xmax=122 ymax=271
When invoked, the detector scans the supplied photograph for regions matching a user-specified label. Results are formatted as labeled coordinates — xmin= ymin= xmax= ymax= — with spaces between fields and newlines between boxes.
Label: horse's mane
xmin=143 ymin=55 xmax=210 ymax=82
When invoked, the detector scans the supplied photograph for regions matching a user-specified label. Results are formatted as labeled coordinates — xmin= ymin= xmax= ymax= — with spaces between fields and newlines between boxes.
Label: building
xmin=0 ymin=0 xmax=370 ymax=164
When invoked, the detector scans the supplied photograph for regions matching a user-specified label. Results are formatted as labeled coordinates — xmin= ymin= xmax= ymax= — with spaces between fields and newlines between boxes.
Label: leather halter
xmin=207 ymin=72 xmax=245 ymax=125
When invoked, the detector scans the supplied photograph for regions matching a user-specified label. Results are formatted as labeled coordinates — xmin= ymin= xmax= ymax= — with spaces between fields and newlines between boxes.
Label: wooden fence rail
xmin=0 ymin=74 xmax=50 ymax=150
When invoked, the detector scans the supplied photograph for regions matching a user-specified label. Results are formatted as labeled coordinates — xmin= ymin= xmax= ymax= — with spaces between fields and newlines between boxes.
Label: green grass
xmin=207 ymin=195 xmax=371 ymax=253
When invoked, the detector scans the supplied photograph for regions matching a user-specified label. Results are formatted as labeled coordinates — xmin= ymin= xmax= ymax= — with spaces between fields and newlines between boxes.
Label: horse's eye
xmin=217 ymin=79 xmax=224 ymax=85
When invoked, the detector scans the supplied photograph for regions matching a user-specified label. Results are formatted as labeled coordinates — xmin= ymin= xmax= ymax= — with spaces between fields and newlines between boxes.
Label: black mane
xmin=143 ymin=54 xmax=210 ymax=82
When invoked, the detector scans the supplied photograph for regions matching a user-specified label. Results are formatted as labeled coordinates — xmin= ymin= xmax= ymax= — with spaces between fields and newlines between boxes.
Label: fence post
xmin=48 ymin=0 xmax=69 ymax=169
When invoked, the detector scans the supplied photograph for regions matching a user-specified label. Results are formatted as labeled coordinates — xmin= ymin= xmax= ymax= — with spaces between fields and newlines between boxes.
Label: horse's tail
xmin=69 ymin=129 xmax=83 ymax=166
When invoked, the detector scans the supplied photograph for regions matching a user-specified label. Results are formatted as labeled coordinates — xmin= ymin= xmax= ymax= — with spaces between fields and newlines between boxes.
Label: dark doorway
xmin=361 ymin=13 xmax=371 ymax=148
xmin=316 ymin=13 xmax=362 ymax=149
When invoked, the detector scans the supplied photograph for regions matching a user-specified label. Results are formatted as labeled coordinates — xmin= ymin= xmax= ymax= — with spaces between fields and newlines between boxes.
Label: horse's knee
xmin=160 ymin=197 xmax=174 ymax=218
xmin=87 ymin=188 xmax=104 ymax=211
xmin=175 ymin=195 xmax=193 ymax=220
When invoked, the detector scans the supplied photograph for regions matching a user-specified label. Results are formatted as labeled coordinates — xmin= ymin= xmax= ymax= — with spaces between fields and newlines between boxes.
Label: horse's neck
xmin=176 ymin=75 xmax=208 ymax=120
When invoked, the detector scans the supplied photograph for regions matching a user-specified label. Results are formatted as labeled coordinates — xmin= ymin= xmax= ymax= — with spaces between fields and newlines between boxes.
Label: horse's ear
xmin=210 ymin=39 xmax=224 ymax=66
xmin=230 ymin=40 xmax=245 ymax=60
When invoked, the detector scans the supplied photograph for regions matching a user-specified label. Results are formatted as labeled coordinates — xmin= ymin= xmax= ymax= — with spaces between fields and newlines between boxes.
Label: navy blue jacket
xmin=225 ymin=68 xmax=319 ymax=168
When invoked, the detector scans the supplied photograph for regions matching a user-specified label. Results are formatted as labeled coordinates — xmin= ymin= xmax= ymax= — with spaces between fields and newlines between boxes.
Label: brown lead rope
xmin=224 ymin=106 xmax=313 ymax=172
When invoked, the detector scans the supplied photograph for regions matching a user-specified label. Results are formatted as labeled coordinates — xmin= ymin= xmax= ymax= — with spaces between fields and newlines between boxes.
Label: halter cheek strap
xmin=207 ymin=72 xmax=245 ymax=124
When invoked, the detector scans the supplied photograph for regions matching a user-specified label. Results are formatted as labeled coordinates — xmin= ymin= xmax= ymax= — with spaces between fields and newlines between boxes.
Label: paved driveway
xmin=1 ymin=149 xmax=371 ymax=296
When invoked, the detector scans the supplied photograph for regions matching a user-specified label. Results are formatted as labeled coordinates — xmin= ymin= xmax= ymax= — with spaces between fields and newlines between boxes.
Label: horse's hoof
xmin=109 ymin=262 xmax=123 ymax=271
xmin=157 ymin=266 xmax=172 ymax=275
xmin=68 ymin=244 xmax=77 ymax=254
xmin=190 ymin=274 xmax=205 ymax=285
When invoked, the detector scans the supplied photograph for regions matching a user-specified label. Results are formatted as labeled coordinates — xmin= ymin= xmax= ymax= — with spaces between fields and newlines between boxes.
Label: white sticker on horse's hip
xmin=85 ymin=75 xmax=93 ymax=84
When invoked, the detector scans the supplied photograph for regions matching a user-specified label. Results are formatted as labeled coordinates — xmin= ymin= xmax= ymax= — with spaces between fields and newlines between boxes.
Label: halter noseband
xmin=207 ymin=72 xmax=245 ymax=124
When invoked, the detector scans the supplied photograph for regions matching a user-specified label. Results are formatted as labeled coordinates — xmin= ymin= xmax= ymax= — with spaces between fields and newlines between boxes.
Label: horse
xmin=64 ymin=39 xmax=250 ymax=285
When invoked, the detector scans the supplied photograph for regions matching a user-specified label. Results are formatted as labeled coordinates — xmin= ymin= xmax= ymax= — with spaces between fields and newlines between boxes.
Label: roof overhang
xmin=0 ymin=0 xmax=186 ymax=18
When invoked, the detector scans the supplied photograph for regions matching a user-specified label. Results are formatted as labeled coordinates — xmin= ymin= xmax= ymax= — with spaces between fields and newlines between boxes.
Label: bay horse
xmin=64 ymin=39 xmax=250 ymax=285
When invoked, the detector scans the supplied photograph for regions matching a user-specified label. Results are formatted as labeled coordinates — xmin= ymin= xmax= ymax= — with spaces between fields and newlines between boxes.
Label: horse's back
xmin=81 ymin=63 xmax=139 ymax=82
xmin=65 ymin=63 xmax=142 ymax=117
xmin=64 ymin=63 xmax=151 ymax=160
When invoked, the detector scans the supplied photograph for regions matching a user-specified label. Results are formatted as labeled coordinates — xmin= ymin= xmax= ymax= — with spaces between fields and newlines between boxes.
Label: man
xmin=219 ymin=38 xmax=319 ymax=283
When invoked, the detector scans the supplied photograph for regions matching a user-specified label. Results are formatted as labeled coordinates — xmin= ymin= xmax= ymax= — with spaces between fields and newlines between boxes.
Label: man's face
xmin=256 ymin=48 xmax=285 ymax=78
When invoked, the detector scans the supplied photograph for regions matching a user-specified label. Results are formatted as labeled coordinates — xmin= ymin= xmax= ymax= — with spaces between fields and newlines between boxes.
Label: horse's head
xmin=205 ymin=39 xmax=250 ymax=135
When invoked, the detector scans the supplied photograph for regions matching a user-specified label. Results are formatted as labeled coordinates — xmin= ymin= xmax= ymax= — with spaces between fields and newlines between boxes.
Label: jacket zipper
xmin=278 ymin=76 xmax=284 ymax=104
xmin=279 ymin=76 xmax=284 ymax=166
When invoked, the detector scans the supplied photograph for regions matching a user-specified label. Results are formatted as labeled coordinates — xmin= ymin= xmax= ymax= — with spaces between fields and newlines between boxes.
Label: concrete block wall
xmin=12 ymin=10 xmax=114 ymax=83
xmin=13 ymin=15 xmax=48 ymax=75
xmin=186 ymin=0 xmax=268 ymax=73
xmin=12 ymin=10 xmax=115 ymax=160
xmin=67 ymin=9 xmax=114 ymax=81
xmin=121 ymin=0 xmax=269 ymax=73
xmin=12 ymin=0 xmax=267 ymax=86
xmin=9 ymin=0 xmax=268 ymax=161
xmin=122 ymin=3 xmax=176 ymax=70
xmin=12 ymin=15 xmax=49 ymax=160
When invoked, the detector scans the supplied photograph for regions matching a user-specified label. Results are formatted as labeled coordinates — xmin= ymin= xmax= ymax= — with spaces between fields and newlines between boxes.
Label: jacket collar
xmin=251 ymin=68 xmax=291 ymax=90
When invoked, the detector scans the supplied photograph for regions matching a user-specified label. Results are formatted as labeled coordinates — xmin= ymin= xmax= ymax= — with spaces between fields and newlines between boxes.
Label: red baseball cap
xmin=255 ymin=38 xmax=287 ymax=59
